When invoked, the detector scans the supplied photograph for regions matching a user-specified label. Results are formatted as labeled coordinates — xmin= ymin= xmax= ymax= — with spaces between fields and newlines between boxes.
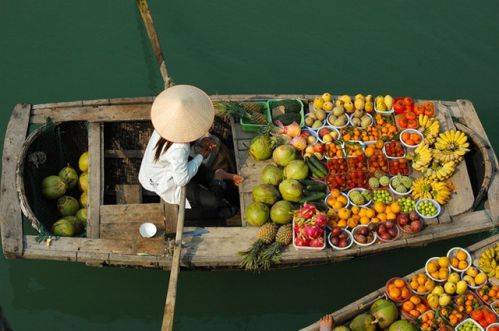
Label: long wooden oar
xmin=136 ymin=1 xmax=185 ymax=330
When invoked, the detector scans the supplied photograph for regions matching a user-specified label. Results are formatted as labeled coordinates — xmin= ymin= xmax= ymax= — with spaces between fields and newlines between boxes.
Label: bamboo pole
xmin=136 ymin=0 xmax=172 ymax=88
xmin=162 ymin=187 xmax=186 ymax=331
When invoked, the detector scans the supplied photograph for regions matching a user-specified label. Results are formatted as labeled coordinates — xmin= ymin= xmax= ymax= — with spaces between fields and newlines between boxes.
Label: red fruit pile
xmin=389 ymin=159 xmax=410 ymax=175
xmin=385 ymin=141 xmax=405 ymax=157
xmin=471 ymin=307 xmax=497 ymax=328
xmin=330 ymin=227 xmax=351 ymax=248
xmin=397 ymin=212 xmax=423 ymax=234
xmin=376 ymin=221 xmax=398 ymax=241
xmin=293 ymin=204 xmax=327 ymax=248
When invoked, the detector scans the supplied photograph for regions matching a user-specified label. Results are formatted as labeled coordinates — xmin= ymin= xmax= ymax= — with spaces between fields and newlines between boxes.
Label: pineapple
xmin=239 ymin=223 xmax=277 ymax=271
xmin=257 ymin=224 xmax=292 ymax=270
xmin=213 ymin=101 xmax=267 ymax=125
xmin=256 ymin=223 xmax=277 ymax=244
xmin=275 ymin=224 xmax=292 ymax=245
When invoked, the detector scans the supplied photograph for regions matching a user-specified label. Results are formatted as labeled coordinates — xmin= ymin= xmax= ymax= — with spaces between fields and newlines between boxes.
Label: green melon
xmin=58 ymin=165 xmax=79 ymax=189
xmin=41 ymin=175 xmax=67 ymax=199
xmin=57 ymin=195 xmax=80 ymax=216
xmin=52 ymin=218 xmax=75 ymax=237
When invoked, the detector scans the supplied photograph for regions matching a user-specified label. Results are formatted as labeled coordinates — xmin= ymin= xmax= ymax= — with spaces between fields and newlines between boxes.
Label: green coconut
xmin=76 ymin=208 xmax=87 ymax=227
xmin=333 ymin=326 xmax=351 ymax=331
xmin=57 ymin=196 xmax=80 ymax=216
xmin=261 ymin=164 xmax=283 ymax=186
xmin=370 ymin=299 xmax=399 ymax=329
xmin=41 ymin=175 xmax=67 ymax=199
xmin=245 ymin=202 xmax=269 ymax=226
xmin=252 ymin=184 xmax=280 ymax=205
xmin=52 ymin=218 xmax=75 ymax=237
xmin=270 ymin=200 xmax=294 ymax=224
xmin=249 ymin=135 xmax=272 ymax=161
xmin=278 ymin=179 xmax=303 ymax=202
xmin=58 ymin=165 xmax=79 ymax=189
xmin=388 ymin=320 xmax=417 ymax=331
xmin=349 ymin=314 xmax=376 ymax=331
xmin=63 ymin=216 xmax=83 ymax=234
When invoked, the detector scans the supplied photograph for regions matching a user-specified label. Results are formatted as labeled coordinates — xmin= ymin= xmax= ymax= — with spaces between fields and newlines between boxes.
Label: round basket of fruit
xmin=397 ymin=212 xmax=424 ymax=234
xmin=349 ymin=112 xmax=373 ymax=129
xmin=389 ymin=175 xmax=413 ymax=196
xmin=326 ymin=107 xmax=349 ymax=129
xmin=374 ymin=95 xmax=395 ymax=115
xmin=352 ymin=224 xmax=377 ymax=246
xmin=425 ymin=257 xmax=451 ymax=282
xmin=383 ymin=141 xmax=406 ymax=159
xmin=455 ymin=318 xmax=485 ymax=331
xmin=408 ymin=272 xmax=435 ymax=295
xmin=325 ymin=190 xmax=350 ymax=211
xmin=461 ymin=266 xmax=488 ymax=290
xmin=416 ymin=199 xmax=441 ymax=219
xmin=375 ymin=221 xmax=399 ymax=242
xmin=470 ymin=306 xmax=497 ymax=329
xmin=304 ymin=112 xmax=325 ymax=131
xmin=400 ymin=129 xmax=424 ymax=149
xmin=447 ymin=247 xmax=472 ymax=272
xmin=385 ymin=277 xmax=410 ymax=303
xmin=328 ymin=227 xmax=353 ymax=250
xmin=347 ymin=188 xmax=372 ymax=207
xmin=401 ymin=295 xmax=430 ymax=320
xmin=317 ymin=126 xmax=341 ymax=144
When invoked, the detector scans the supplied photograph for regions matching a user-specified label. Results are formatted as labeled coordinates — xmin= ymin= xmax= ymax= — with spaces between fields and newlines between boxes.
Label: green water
xmin=1 ymin=1 xmax=498 ymax=330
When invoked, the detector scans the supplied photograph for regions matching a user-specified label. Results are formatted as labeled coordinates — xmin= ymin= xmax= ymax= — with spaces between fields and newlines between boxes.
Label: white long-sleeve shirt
xmin=139 ymin=131 xmax=203 ymax=208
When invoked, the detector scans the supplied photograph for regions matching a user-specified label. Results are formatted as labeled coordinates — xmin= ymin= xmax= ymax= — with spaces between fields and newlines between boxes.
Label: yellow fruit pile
xmin=329 ymin=200 xmax=400 ymax=228
xmin=478 ymin=243 xmax=499 ymax=278
xmin=426 ymin=257 xmax=450 ymax=281
xmin=325 ymin=189 xmax=349 ymax=210
xmin=449 ymin=249 xmax=469 ymax=271
xmin=409 ymin=272 xmax=435 ymax=294
xmin=462 ymin=266 xmax=488 ymax=287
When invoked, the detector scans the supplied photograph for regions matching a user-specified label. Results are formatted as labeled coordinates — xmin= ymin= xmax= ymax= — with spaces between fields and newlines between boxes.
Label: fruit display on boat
xmin=477 ymin=243 xmax=499 ymax=278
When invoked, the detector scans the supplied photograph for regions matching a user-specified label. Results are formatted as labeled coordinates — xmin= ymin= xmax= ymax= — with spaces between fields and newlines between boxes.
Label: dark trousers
xmin=186 ymin=164 xmax=224 ymax=210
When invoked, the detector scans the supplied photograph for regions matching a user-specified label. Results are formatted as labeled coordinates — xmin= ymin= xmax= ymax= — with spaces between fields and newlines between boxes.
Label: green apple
xmin=432 ymin=285 xmax=444 ymax=296
xmin=427 ymin=293 xmax=439 ymax=309
xmin=456 ymin=280 xmax=467 ymax=295
xmin=448 ymin=272 xmax=460 ymax=284
xmin=444 ymin=282 xmax=456 ymax=295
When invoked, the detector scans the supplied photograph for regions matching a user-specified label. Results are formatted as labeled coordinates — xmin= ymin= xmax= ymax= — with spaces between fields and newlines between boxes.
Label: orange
xmin=359 ymin=208 xmax=367 ymax=217
xmin=458 ymin=260 xmax=468 ymax=270
xmin=456 ymin=250 xmax=467 ymax=261
xmin=430 ymin=271 xmax=440 ymax=280
xmin=347 ymin=218 xmax=359 ymax=228
xmin=401 ymin=287 xmax=411 ymax=299
xmin=331 ymin=189 xmax=341 ymax=198
xmin=417 ymin=285 xmax=427 ymax=293
xmin=438 ymin=269 xmax=449 ymax=280
xmin=374 ymin=201 xmax=386 ymax=213
xmin=410 ymin=280 xmax=418 ymax=290
xmin=377 ymin=213 xmax=387 ymax=222
xmin=451 ymin=257 xmax=459 ymax=268
xmin=409 ymin=310 xmax=420 ymax=318
xmin=424 ymin=280 xmax=434 ymax=291
xmin=386 ymin=212 xmax=397 ymax=221
xmin=333 ymin=201 xmax=344 ymax=209
xmin=337 ymin=219 xmax=347 ymax=228
xmin=337 ymin=195 xmax=348 ymax=205
xmin=370 ymin=217 xmax=380 ymax=224
xmin=410 ymin=296 xmax=421 ymax=305
xmin=417 ymin=276 xmax=426 ymax=285
xmin=366 ymin=208 xmax=375 ymax=218
xmin=360 ymin=216 xmax=370 ymax=225
xmin=390 ymin=202 xmax=401 ymax=213
xmin=389 ymin=287 xmax=401 ymax=299
xmin=394 ymin=279 xmax=405 ymax=288
xmin=351 ymin=206 xmax=360 ymax=215
xmin=438 ymin=257 xmax=449 ymax=268
xmin=427 ymin=261 xmax=438 ymax=273
xmin=365 ymin=146 xmax=375 ymax=157
xmin=338 ymin=208 xmax=351 ymax=220
xmin=402 ymin=301 xmax=414 ymax=312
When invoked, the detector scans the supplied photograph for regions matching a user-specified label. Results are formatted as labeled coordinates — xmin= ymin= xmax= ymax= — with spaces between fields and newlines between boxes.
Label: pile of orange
xmin=386 ymin=278 xmax=411 ymax=302
xmin=325 ymin=143 xmax=344 ymax=158
xmin=449 ymin=249 xmax=469 ymax=271
xmin=401 ymin=132 xmax=422 ymax=146
xmin=426 ymin=257 xmax=450 ymax=281
xmin=326 ymin=189 xmax=349 ymax=210
xmin=345 ymin=142 xmax=363 ymax=157
xmin=375 ymin=114 xmax=398 ymax=140
xmin=330 ymin=201 xmax=401 ymax=228
xmin=408 ymin=272 xmax=435 ymax=294
xmin=360 ymin=126 xmax=380 ymax=142
xmin=477 ymin=284 xmax=499 ymax=304
xmin=401 ymin=295 xmax=430 ymax=319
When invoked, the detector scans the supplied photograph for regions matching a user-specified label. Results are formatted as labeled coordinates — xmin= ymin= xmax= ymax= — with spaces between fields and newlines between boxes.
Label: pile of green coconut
xmin=41 ymin=152 xmax=89 ymax=237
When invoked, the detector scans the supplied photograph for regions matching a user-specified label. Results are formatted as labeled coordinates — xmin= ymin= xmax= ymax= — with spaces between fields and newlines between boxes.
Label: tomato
xmin=394 ymin=99 xmax=406 ymax=114
xmin=398 ymin=117 xmax=408 ymax=129
xmin=471 ymin=310 xmax=483 ymax=321
xmin=405 ymin=111 xmax=416 ymax=120
xmin=403 ymin=97 xmax=414 ymax=106
xmin=424 ymin=107 xmax=434 ymax=116
xmin=407 ymin=119 xmax=418 ymax=129
xmin=414 ymin=104 xmax=425 ymax=115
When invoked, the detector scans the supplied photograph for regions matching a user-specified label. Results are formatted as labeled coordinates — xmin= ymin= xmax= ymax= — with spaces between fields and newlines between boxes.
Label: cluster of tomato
xmin=347 ymin=170 xmax=367 ymax=189
xmin=326 ymin=158 xmax=347 ymax=190
xmin=389 ymin=158 xmax=410 ymax=175
xmin=470 ymin=307 xmax=497 ymax=328
xmin=385 ymin=141 xmax=406 ymax=157
xmin=365 ymin=142 xmax=389 ymax=174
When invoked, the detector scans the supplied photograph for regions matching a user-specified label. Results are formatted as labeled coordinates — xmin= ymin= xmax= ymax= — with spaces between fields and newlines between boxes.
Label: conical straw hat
xmin=151 ymin=85 xmax=215 ymax=143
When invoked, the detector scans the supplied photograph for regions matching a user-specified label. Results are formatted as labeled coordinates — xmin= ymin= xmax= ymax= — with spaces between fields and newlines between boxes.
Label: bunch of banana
xmin=424 ymin=160 xmax=457 ymax=181
xmin=418 ymin=114 xmax=440 ymax=145
xmin=411 ymin=143 xmax=433 ymax=171
xmin=478 ymin=243 xmax=499 ymax=278
xmin=412 ymin=177 xmax=452 ymax=204
xmin=433 ymin=130 xmax=470 ymax=163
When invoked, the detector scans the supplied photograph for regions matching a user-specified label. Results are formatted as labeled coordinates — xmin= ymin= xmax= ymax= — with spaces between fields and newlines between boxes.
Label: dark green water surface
xmin=1 ymin=1 xmax=498 ymax=330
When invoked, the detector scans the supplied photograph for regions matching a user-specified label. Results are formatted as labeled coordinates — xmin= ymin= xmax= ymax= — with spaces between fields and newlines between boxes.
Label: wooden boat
xmin=300 ymin=233 xmax=499 ymax=331
xmin=0 ymin=96 xmax=497 ymax=269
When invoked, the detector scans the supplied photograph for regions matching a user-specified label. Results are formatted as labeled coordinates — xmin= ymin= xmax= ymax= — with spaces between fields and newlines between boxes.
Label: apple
xmin=332 ymin=227 xmax=342 ymax=236
xmin=410 ymin=220 xmax=423 ymax=232
xmin=385 ymin=221 xmax=395 ymax=229
xmin=313 ymin=144 xmax=325 ymax=153
xmin=319 ymin=128 xmax=331 ymax=138
xmin=398 ymin=213 xmax=409 ymax=226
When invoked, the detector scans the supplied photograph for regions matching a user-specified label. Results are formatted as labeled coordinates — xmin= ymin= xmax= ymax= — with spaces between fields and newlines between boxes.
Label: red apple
xmin=319 ymin=128 xmax=331 ymax=138
xmin=410 ymin=220 xmax=423 ymax=232
xmin=313 ymin=143 xmax=325 ymax=153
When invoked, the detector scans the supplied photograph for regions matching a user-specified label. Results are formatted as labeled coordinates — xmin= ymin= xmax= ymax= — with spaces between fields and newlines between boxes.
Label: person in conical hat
xmin=139 ymin=85 xmax=242 ymax=215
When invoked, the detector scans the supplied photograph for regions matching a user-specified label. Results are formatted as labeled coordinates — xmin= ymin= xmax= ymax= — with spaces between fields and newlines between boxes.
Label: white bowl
xmin=487 ymin=322 xmax=499 ymax=331
xmin=348 ymin=113 xmax=373 ymax=129
xmin=304 ymin=113 xmax=325 ymax=131
xmin=324 ymin=192 xmax=350 ymax=210
xmin=461 ymin=268 xmax=487 ymax=290
xmin=446 ymin=247 xmax=472 ymax=272
xmin=399 ymin=129 xmax=424 ymax=149
xmin=352 ymin=225 xmax=377 ymax=247
xmin=382 ymin=141 xmax=407 ymax=159
xmin=139 ymin=223 xmax=157 ymax=238
xmin=425 ymin=257 xmax=451 ymax=282
xmin=328 ymin=229 xmax=354 ymax=251
xmin=374 ymin=100 xmax=394 ymax=115
xmin=376 ymin=223 xmax=400 ymax=243
xmin=455 ymin=319 xmax=484 ymax=331
xmin=416 ymin=199 xmax=441 ymax=220
xmin=317 ymin=125 xmax=342 ymax=143
xmin=347 ymin=188 xmax=372 ymax=207
xmin=389 ymin=176 xmax=413 ymax=196
xmin=326 ymin=112 xmax=350 ymax=129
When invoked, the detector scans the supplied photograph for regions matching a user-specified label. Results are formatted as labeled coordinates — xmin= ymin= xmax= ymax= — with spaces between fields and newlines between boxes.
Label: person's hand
xmin=199 ymin=148 xmax=211 ymax=159
xmin=232 ymin=175 xmax=244 ymax=186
